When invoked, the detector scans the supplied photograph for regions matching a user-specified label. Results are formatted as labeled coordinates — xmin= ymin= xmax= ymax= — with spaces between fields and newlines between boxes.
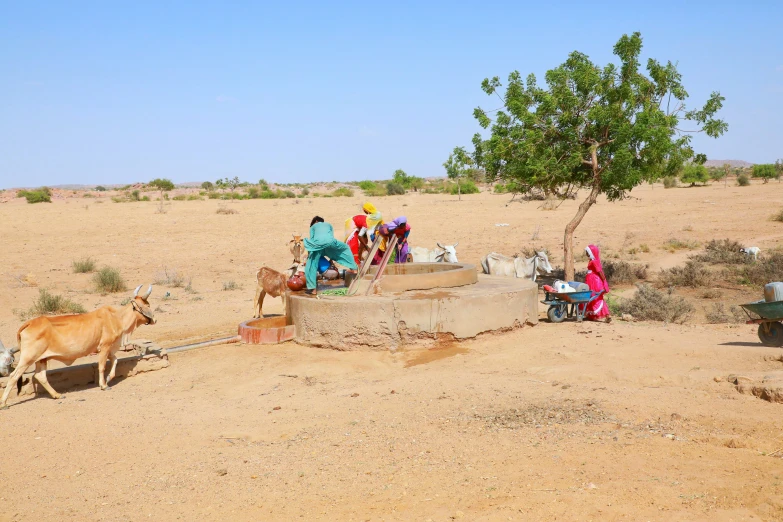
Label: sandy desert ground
xmin=1 ymin=181 xmax=782 ymax=521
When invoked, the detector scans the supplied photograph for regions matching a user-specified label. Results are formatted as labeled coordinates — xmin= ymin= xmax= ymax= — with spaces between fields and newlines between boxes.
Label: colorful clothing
xmin=584 ymin=244 xmax=610 ymax=320
xmin=344 ymin=214 xmax=368 ymax=265
xmin=374 ymin=217 xmax=411 ymax=264
xmin=304 ymin=222 xmax=358 ymax=290
xmin=363 ymin=202 xmax=383 ymax=240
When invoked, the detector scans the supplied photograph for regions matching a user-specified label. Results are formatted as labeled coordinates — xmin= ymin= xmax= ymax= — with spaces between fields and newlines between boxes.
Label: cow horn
xmin=133 ymin=285 xmax=143 ymax=297
xmin=143 ymin=284 xmax=153 ymax=299
xmin=437 ymin=242 xmax=444 ymax=249
xmin=453 ymin=242 xmax=459 ymax=247
xmin=10 ymin=347 xmax=19 ymax=354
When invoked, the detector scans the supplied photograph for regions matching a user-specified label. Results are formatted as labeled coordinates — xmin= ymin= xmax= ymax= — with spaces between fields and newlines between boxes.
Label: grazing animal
xmin=0 ymin=339 xmax=18 ymax=378
xmin=740 ymin=246 xmax=760 ymax=260
xmin=410 ymin=242 xmax=460 ymax=263
xmin=481 ymin=251 xmax=554 ymax=282
xmin=253 ymin=264 xmax=299 ymax=318
xmin=289 ymin=234 xmax=306 ymax=264
xmin=0 ymin=285 xmax=156 ymax=409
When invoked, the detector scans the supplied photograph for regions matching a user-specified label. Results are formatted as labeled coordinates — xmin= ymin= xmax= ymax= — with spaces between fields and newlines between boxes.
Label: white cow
xmin=481 ymin=251 xmax=553 ymax=282
xmin=411 ymin=242 xmax=459 ymax=263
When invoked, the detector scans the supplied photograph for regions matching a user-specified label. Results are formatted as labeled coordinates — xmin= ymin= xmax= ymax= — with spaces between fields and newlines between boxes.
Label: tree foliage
xmin=148 ymin=178 xmax=175 ymax=191
xmin=680 ymin=164 xmax=709 ymax=186
xmin=443 ymin=147 xmax=474 ymax=200
xmin=753 ymin=164 xmax=776 ymax=183
xmin=459 ymin=32 xmax=727 ymax=278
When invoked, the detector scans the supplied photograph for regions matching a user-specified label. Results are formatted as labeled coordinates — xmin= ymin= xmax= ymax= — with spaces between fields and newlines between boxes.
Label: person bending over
xmin=304 ymin=216 xmax=357 ymax=296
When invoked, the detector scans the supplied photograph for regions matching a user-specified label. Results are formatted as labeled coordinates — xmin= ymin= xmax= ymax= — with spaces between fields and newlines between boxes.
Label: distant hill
xmin=703 ymin=159 xmax=753 ymax=168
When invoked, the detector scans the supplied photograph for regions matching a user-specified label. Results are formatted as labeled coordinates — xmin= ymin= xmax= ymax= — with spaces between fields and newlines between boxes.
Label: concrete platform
xmin=289 ymin=275 xmax=538 ymax=351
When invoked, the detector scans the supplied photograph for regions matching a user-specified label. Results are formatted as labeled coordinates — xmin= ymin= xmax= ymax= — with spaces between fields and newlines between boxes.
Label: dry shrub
xmin=603 ymin=260 xmax=648 ymax=284
xmin=657 ymin=260 xmax=711 ymax=288
xmin=701 ymin=288 xmax=723 ymax=299
xmin=663 ymin=238 xmax=700 ymax=252
xmin=93 ymin=266 xmax=126 ymax=293
xmin=771 ymin=209 xmax=783 ymax=222
xmin=737 ymin=173 xmax=750 ymax=186
xmin=705 ymin=302 xmax=746 ymax=324
xmin=154 ymin=267 xmax=185 ymax=287
xmin=72 ymin=256 xmax=97 ymax=273
xmin=618 ymin=284 xmax=694 ymax=324
xmin=216 ymin=206 xmax=238 ymax=215
xmin=691 ymin=239 xmax=748 ymax=265
xmin=663 ymin=176 xmax=678 ymax=189
xmin=17 ymin=288 xmax=87 ymax=320
xmin=737 ymin=250 xmax=783 ymax=286
xmin=222 ymin=280 xmax=241 ymax=291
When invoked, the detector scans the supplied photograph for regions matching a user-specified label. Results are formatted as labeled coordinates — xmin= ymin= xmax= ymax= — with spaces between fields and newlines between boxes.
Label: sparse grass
xmin=363 ymin=185 xmax=387 ymax=197
xmin=657 ymin=260 xmax=711 ymax=288
xmin=216 ymin=206 xmax=239 ymax=215
xmin=662 ymin=238 xmax=700 ymax=253
xmin=154 ymin=267 xmax=185 ymax=288
xmin=682 ymin=225 xmax=694 ymax=232
xmin=639 ymin=244 xmax=650 ymax=253
xmin=332 ymin=187 xmax=354 ymax=197
xmin=772 ymin=209 xmax=783 ymax=222
xmin=93 ymin=266 xmax=126 ymax=293
xmin=72 ymin=256 xmax=97 ymax=274
xmin=617 ymin=284 xmax=694 ymax=324
xmin=603 ymin=260 xmax=648 ymax=284
xmin=17 ymin=288 xmax=87 ymax=320
xmin=222 ymin=280 xmax=241 ymax=291
xmin=691 ymin=239 xmax=748 ymax=265
xmin=705 ymin=303 xmax=746 ymax=324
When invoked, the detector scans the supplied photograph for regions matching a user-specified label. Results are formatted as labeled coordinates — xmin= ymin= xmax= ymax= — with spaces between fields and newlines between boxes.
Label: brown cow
xmin=289 ymin=234 xmax=306 ymax=264
xmin=253 ymin=264 xmax=300 ymax=318
xmin=0 ymin=285 xmax=156 ymax=409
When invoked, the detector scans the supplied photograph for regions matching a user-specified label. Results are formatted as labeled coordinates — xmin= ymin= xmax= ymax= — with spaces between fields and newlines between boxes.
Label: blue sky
xmin=1 ymin=1 xmax=781 ymax=188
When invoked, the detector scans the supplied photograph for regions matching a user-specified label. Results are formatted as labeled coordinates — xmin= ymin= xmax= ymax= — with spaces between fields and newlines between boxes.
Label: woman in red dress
xmin=584 ymin=244 xmax=611 ymax=322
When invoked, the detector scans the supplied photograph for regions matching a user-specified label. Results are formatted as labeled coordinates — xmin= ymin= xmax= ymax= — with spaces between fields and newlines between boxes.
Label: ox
xmin=411 ymin=242 xmax=460 ymax=263
xmin=253 ymin=264 xmax=299 ymax=318
xmin=0 ymin=285 xmax=156 ymax=409
xmin=481 ymin=251 xmax=553 ymax=282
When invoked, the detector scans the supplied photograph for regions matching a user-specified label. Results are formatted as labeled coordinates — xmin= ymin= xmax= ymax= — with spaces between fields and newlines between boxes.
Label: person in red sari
xmin=344 ymin=214 xmax=369 ymax=265
xmin=584 ymin=244 xmax=611 ymax=322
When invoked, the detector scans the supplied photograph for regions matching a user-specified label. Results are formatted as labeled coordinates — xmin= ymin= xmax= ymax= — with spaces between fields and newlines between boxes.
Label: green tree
xmin=753 ymin=164 xmax=776 ymax=183
xmin=148 ymin=178 xmax=175 ymax=191
xmin=680 ymin=164 xmax=709 ymax=186
xmin=461 ymin=32 xmax=726 ymax=279
xmin=201 ymin=181 xmax=214 ymax=190
xmin=408 ymin=176 xmax=424 ymax=191
xmin=258 ymin=178 xmax=269 ymax=190
xmin=443 ymin=147 xmax=474 ymax=200
xmin=392 ymin=169 xmax=410 ymax=188
xmin=775 ymin=159 xmax=783 ymax=182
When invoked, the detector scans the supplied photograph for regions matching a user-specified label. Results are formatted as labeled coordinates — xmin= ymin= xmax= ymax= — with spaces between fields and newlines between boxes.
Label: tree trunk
xmin=458 ymin=179 xmax=461 ymax=201
xmin=563 ymin=183 xmax=601 ymax=281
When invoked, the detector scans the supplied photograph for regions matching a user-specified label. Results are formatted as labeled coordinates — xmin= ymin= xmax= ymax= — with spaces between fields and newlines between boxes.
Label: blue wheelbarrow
xmin=542 ymin=289 xmax=606 ymax=323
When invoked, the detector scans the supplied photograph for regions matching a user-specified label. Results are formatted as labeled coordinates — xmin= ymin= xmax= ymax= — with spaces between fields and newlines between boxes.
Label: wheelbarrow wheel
xmin=547 ymin=305 xmax=567 ymax=323
xmin=758 ymin=321 xmax=783 ymax=347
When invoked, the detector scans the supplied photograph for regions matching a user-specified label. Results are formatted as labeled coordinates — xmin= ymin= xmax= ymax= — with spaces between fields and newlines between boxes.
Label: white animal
xmin=740 ymin=246 xmax=760 ymax=260
xmin=0 ymin=339 xmax=19 ymax=378
xmin=480 ymin=251 xmax=554 ymax=282
xmin=411 ymin=242 xmax=460 ymax=263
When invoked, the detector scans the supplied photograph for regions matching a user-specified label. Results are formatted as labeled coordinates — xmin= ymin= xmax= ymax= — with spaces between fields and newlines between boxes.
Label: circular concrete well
xmin=289 ymin=263 xmax=538 ymax=351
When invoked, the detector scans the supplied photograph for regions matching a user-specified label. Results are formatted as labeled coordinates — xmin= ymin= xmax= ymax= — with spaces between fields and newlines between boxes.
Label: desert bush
xmin=691 ymin=239 xmax=748 ymax=265
xmin=736 ymin=251 xmax=783 ymax=286
xmin=216 ymin=206 xmax=238 ymax=215
xmin=207 ymin=192 xmax=221 ymax=199
xmin=17 ymin=288 xmax=86 ymax=320
xmin=386 ymin=182 xmax=406 ymax=195
xmin=358 ymin=181 xmax=377 ymax=191
xmin=172 ymin=194 xmax=187 ymax=201
xmin=701 ymin=288 xmax=723 ymax=299
xmin=363 ymin=185 xmax=387 ymax=197
xmin=17 ymin=188 xmax=52 ymax=204
xmin=705 ymin=302 xmax=746 ymax=324
xmin=680 ymin=164 xmax=709 ymax=186
xmin=771 ymin=209 xmax=783 ymax=222
xmin=752 ymin=164 xmax=776 ymax=183
xmin=450 ymin=180 xmax=480 ymax=195
xmin=154 ymin=267 xmax=185 ymax=288
xmin=737 ymin=173 xmax=750 ymax=186
xmin=301 ymin=187 xmax=310 ymax=196
xmin=93 ymin=266 xmax=126 ymax=293
xmin=72 ymin=257 xmax=96 ymax=274
xmin=494 ymin=183 xmax=507 ymax=193
xmin=94 ymin=186 xmax=107 ymax=191
xmin=663 ymin=238 xmax=700 ymax=252
xmin=247 ymin=187 xmax=261 ymax=199
xmin=188 ymin=194 xmax=202 ymax=201
xmin=222 ymin=280 xmax=240 ymax=291
xmin=332 ymin=187 xmax=354 ymax=197
xmin=657 ymin=260 xmax=711 ymax=288
xmin=662 ymin=176 xmax=678 ymax=189
xmin=201 ymin=181 xmax=214 ymax=190
xmin=603 ymin=260 xmax=648 ymax=284
xmin=617 ymin=284 xmax=694 ymax=324
xmin=148 ymin=178 xmax=175 ymax=191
